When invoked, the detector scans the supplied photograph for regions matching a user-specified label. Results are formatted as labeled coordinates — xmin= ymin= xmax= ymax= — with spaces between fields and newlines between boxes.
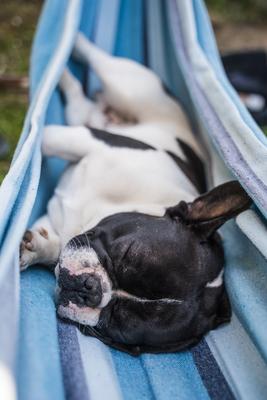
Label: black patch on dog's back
xmin=90 ymin=127 xmax=206 ymax=192
xmin=167 ymin=139 xmax=207 ymax=193
xmin=90 ymin=127 xmax=155 ymax=150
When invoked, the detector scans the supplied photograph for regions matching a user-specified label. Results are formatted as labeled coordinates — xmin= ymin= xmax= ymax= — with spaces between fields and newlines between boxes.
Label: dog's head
xmin=56 ymin=181 xmax=251 ymax=354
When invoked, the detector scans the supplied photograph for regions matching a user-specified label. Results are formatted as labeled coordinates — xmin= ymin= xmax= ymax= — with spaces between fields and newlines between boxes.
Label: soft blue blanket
xmin=0 ymin=1 xmax=266 ymax=399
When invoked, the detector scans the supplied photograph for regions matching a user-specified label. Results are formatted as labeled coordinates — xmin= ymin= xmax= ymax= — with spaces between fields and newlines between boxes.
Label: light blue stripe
xmin=146 ymin=0 xmax=169 ymax=83
xmin=111 ymin=350 xmax=154 ymax=400
xmin=72 ymin=0 xmax=98 ymax=90
xmin=114 ymin=0 xmax=144 ymax=62
xmin=141 ymin=353 xmax=210 ymax=400
xmin=78 ymin=335 xmax=123 ymax=400
xmin=0 ymin=259 xmax=19 ymax=370
xmin=223 ymin=219 xmax=267 ymax=363
xmin=206 ymin=314 xmax=267 ymax=400
xmin=17 ymin=269 xmax=65 ymax=400
xmin=79 ymin=0 xmax=98 ymax=40
xmin=89 ymin=0 xmax=121 ymax=94
xmin=113 ymin=348 xmax=211 ymax=400
xmin=92 ymin=0 xmax=120 ymax=51
xmin=145 ymin=0 xmax=198 ymax=128
xmin=30 ymin=0 xmax=71 ymax=95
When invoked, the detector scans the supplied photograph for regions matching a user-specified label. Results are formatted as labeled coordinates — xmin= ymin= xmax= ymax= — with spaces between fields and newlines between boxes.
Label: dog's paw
xmin=19 ymin=229 xmax=48 ymax=271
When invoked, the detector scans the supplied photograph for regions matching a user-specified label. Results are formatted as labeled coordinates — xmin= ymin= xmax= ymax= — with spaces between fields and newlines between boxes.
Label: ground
xmin=206 ymin=0 xmax=267 ymax=52
xmin=0 ymin=0 xmax=266 ymax=183
xmin=0 ymin=1 xmax=41 ymax=181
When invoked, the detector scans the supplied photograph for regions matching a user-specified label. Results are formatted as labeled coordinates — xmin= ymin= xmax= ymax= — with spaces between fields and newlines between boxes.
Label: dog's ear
xmin=167 ymin=181 xmax=252 ymax=238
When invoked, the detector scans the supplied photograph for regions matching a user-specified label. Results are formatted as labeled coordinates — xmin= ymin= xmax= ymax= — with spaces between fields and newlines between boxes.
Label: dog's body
xmin=20 ymin=34 xmax=251 ymax=354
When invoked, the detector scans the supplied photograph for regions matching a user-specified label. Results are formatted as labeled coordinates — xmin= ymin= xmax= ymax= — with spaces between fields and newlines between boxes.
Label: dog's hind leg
xmin=20 ymin=215 xmax=61 ymax=271
xmin=59 ymin=68 xmax=106 ymax=128
xmin=72 ymin=33 xmax=164 ymax=121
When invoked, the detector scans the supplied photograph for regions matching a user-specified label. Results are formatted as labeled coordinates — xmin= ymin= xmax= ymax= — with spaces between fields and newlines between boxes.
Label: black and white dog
xmin=20 ymin=34 xmax=251 ymax=355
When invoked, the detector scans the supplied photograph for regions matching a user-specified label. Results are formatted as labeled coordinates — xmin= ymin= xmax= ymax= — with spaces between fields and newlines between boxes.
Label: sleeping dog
xmin=20 ymin=34 xmax=252 ymax=355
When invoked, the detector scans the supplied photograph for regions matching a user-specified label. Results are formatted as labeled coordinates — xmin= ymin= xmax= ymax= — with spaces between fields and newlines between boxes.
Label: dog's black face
xmin=56 ymin=181 xmax=251 ymax=355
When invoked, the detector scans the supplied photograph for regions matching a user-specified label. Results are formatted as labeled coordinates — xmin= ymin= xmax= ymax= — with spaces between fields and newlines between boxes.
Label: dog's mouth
xmin=55 ymin=244 xmax=112 ymax=325
xmin=57 ymin=270 xmax=103 ymax=308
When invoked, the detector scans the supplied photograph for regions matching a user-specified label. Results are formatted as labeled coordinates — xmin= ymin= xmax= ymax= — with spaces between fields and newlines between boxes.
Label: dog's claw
xmin=19 ymin=230 xmax=36 ymax=271
xmin=25 ymin=242 xmax=34 ymax=251
xmin=23 ymin=230 xmax=33 ymax=242
xmin=22 ymin=230 xmax=34 ymax=251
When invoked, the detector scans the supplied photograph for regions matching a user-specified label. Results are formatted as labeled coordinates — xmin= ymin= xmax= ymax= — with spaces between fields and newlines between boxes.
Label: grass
xmin=0 ymin=93 xmax=27 ymax=182
xmin=0 ymin=1 xmax=41 ymax=183
xmin=205 ymin=0 xmax=267 ymax=23
xmin=0 ymin=1 xmax=41 ymax=76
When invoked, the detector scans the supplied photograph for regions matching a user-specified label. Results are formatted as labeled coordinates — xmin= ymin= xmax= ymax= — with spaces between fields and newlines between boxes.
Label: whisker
xmin=70 ymin=237 xmax=78 ymax=253
xmin=72 ymin=238 xmax=78 ymax=252
xmin=85 ymin=234 xmax=90 ymax=249
xmin=76 ymin=236 xmax=83 ymax=248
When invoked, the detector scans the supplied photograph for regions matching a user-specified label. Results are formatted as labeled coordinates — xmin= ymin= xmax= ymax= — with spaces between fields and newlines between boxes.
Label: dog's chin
xmin=57 ymin=302 xmax=101 ymax=326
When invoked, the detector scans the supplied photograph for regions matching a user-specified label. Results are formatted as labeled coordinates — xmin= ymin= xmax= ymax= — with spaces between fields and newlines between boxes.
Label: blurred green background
xmin=0 ymin=0 xmax=267 ymax=183
xmin=0 ymin=0 xmax=41 ymax=181
xmin=206 ymin=0 xmax=267 ymax=23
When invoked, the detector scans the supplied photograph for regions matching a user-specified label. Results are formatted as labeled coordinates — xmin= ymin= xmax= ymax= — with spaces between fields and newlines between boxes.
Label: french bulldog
xmin=20 ymin=33 xmax=252 ymax=355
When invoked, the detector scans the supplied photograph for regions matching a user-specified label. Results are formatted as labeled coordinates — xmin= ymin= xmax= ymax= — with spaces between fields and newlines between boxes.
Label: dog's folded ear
xmin=167 ymin=180 xmax=252 ymax=238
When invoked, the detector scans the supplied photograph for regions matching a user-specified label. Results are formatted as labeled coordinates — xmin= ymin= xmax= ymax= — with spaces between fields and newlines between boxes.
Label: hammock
xmin=0 ymin=0 xmax=267 ymax=399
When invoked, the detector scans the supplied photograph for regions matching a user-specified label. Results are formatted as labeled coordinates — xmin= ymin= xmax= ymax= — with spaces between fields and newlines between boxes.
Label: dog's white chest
xmin=47 ymin=144 xmax=198 ymax=242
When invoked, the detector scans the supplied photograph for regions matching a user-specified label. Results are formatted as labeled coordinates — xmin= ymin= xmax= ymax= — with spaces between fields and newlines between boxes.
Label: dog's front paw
xmin=19 ymin=230 xmax=42 ymax=271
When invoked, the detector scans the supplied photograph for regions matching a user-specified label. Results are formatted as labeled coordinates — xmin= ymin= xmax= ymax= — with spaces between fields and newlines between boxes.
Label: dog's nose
xmin=85 ymin=275 xmax=99 ymax=291
xmin=78 ymin=274 xmax=102 ymax=307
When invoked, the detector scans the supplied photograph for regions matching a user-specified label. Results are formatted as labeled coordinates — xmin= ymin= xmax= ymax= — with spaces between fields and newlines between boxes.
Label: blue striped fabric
xmin=191 ymin=340 xmax=234 ymax=400
xmin=18 ymin=269 xmax=65 ymax=400
xmin=114 ymin=0 xmax=144 ymax=62
xmin=14 ymin=2 xmax=83 ymax=400
xmin=88 ymin=0 xmax=120 ymax=95
xmin=55 ymin=1 xmax=236 ymax=400
xmin=58 ymin=322 xmax=89 ymax=400
xmin=166 ymin=1 xmax=267 ymax=398
xmin=0 ymin=0 xmax=266 ymax=399
xmin=168 ymin=0 xmax=267 ymax=364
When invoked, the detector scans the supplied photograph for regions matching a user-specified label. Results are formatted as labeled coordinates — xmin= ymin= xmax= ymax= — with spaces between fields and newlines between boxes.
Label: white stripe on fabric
xmin=0 ymin=362 xmax=17 ymax=400
xmin=77 ymin=332 xmax=123 ymax=400
xmin=0 ymin=146 xmax=41 ymax=284
xmin=176 ymin=1 xmax=267 ymax=207
xmin=206 ymin=313 xmax=267 ymax=400
xmin=236 ymin=210 xmax=267 ymax=260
